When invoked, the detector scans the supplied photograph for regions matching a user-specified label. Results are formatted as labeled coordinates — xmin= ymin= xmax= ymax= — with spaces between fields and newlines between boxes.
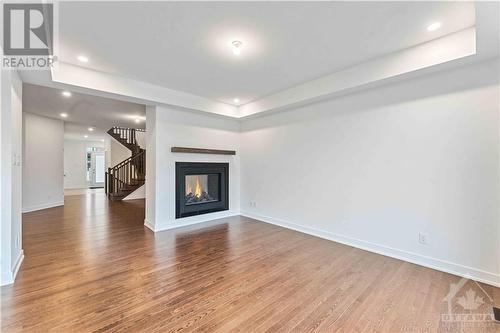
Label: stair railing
xmin=108 ymin=126 xmax=146 ymax=148
xmin=105 ymin=150 xmax=146 ymax=196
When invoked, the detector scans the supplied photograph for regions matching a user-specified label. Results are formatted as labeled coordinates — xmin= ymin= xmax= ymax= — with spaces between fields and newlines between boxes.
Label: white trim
xmin=12 ymin=250 xmax=24 ymax=281
xmin=149 ymin=211 xmax=239 ymax=233
xmin=31 ymin=27 xmax=482 ymax=120
xmin=22 ymin=200 xmax=64 ymax=213
xmin=240 ymin=28 xmax=476 ymax=117
xmin=144 ymin=219 xmax=155 ymax=232
xmin=0 ymin=270 xmax=14 ymax=286
xmin=152 ymin=214 xmax=239 ymax=233
xmin=50 ymin=62 xmax=239 ymax=118
xmin=241 ymin=211 xmax=500 ymax=288
xmin=1 ymin=250 xmax=24 ymax=286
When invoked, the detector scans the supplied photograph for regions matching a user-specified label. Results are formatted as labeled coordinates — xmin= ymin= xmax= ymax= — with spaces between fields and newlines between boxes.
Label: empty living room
xmin=2 ymin=1 xmax=500 ymax=332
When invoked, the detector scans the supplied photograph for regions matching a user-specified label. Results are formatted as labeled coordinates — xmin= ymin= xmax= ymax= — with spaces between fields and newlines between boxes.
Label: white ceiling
xmin=22 ymin=83 xmax=146 ymax=140
xmin=63 ymin=123 xmax=108 ymax=141
xmin=58 ymin=1 xmax=475 ymax=106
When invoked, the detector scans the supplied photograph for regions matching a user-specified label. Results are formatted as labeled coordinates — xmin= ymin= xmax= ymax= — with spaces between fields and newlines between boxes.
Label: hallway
xmin=2 ymin=193 xmax=148 ymax=331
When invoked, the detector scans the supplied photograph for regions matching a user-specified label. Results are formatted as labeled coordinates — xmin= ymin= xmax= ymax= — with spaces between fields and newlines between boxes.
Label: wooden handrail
xmin=107 ymin=127 xmax=145 ymax=150
xmin=106 ymin=151 xmax=146 ymax=197
xmin=111 ymin=126 xmax=145 ymax=132
xmin=105 ymin=126 xmax=146 ymax=198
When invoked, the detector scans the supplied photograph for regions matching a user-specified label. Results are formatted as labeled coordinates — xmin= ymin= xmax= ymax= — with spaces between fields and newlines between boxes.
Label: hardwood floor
xmin=2 ymin=192 xmax=499 ymax=332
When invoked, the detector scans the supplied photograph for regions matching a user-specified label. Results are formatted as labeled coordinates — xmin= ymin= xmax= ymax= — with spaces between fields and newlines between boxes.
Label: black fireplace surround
xmin=175 ymin=162 xmax=229 ymax=218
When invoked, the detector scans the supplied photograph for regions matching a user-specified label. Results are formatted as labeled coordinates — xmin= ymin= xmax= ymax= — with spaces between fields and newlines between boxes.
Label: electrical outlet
xmin=418 ymin=232 xmax=429 ymax=245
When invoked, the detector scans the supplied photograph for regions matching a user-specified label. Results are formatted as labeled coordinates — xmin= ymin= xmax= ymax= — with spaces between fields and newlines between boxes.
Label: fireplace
xmin=175 ymin=162 xmax=229 ymax=218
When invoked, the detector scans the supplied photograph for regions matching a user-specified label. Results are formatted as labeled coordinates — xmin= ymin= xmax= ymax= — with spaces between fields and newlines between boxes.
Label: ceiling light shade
xmin=60 ymin=113 xmax=68 ymax=118
xmin=232 ymin=40 xmax=242 ymax=55
xmin=77 ymin=55 xmax=89 ymax=63
xmin=62 ymin=91 xmax=72 ymax=97
xmin=427 ymin=22 xmax=442 ymax=31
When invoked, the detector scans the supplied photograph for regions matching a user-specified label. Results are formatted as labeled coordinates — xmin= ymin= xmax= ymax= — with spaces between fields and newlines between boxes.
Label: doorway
xmin=87 ymin=150 xmax=105 ymax=188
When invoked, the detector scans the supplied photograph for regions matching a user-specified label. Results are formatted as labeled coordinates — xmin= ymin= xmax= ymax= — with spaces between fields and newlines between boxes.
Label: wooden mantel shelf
xmin=171 ymin=147 xmax=236 ymax=155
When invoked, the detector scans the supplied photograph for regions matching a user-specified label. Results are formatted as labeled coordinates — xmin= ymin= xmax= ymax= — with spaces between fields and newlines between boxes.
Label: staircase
xmin=105 ymin=127 xmax=146 ymax=201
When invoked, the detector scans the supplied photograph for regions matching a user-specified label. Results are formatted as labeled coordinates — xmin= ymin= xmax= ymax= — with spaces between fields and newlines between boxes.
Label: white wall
xmin=123 ymin=184 xmax=145 ymax=200
xmin=146 ymin=106 xmax=240 ymax=232
xmin=110 ymin=137 xmax=131 ymax=166
xmin=240 ymin=59 xmax=500 ymax=287
xmin=64 ymin=139 xmax=105 ymax=189
xmin=23 ymin=113 xmax=64 ymax=212
xmin=145 ymin=106 xmax=157 ymax=226
xmin=136 ymin=130 xmax=146 ymax=149
xmin=1 ymin=69 xmax=24 ymax=286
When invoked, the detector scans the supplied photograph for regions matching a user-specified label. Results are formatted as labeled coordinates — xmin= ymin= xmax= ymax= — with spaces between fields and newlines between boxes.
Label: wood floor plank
xmin=1 ymin=192 xmax=499 ymax=332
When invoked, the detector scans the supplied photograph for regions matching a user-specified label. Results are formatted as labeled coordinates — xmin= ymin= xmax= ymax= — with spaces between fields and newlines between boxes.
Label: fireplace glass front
xmin=185 ymin=174 xmax=220 ymax=205
xmin=176 ymin=162 xmax=229 ymax=218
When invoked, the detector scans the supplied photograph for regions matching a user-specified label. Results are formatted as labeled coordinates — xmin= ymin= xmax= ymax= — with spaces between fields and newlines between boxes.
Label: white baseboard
xmin=0 ymin=270 xmax=13 ymax=286
xmin=1 ymin=250 xmax=24 ymax=286
xmin=147 ymin=210 xmax=239 ymax=233
xmin=144 ymin=219 xmax=155 ymax=232
xmin=241 ymin=211 xmax=500 ymax=288
xmin=22 ymin=200 xmax=64 ymax=213
xmin=12 ymin=250 xmax=24 ymax=281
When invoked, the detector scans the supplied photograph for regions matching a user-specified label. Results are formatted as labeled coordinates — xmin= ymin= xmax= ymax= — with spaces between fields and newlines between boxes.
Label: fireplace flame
xmin=195 ymin=177 xmax=202 ymax=198
xmin=186 ymin=176 xmax=205 ymax=199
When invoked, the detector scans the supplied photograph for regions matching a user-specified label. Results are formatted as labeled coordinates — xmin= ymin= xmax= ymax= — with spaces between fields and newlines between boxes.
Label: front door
xmin=89 ymin=151 xmax=105 ymax=188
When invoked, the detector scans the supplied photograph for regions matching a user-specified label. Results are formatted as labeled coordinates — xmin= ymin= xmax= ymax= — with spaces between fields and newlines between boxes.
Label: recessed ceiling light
xmin=134 ymin=118 xmax=141 ymax=123
xmin=232 ymin=40 xmax=242 ymax=55
xmin=101 ymin=139 xmax=105 ymax=142
xmin=60 ymin=113 xmax=68 ymax=118
xmin=233 ymin=98 xmax=240 ymax=104
xmin=427 ymin=22 xmax=442 ymax=32
xmin=77 ymin=55 xmax=89 ymax=63
xmin=62 ymin=91 xmax=72 ymax=97
xmin=88 ymin=127 xmax=94 ymax=131
xmin=84 ymin=135 xmax=88 ymax=138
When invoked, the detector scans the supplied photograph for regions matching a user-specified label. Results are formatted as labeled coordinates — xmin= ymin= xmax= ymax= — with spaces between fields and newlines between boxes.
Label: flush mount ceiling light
xmin=60 ymin=113 xmax=68 ymax=118
xmin=62 ymin=91 xmax=72 ymax=97
xmin=231 ymin=40 xmax=242 ymax=55
xmin=77 ymin=55 xmax=89 ymax=63
xmin=88 ymin=127 xmax=94 ymax=131
xmin=427 ymin=22 xmax=442 ymax=32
